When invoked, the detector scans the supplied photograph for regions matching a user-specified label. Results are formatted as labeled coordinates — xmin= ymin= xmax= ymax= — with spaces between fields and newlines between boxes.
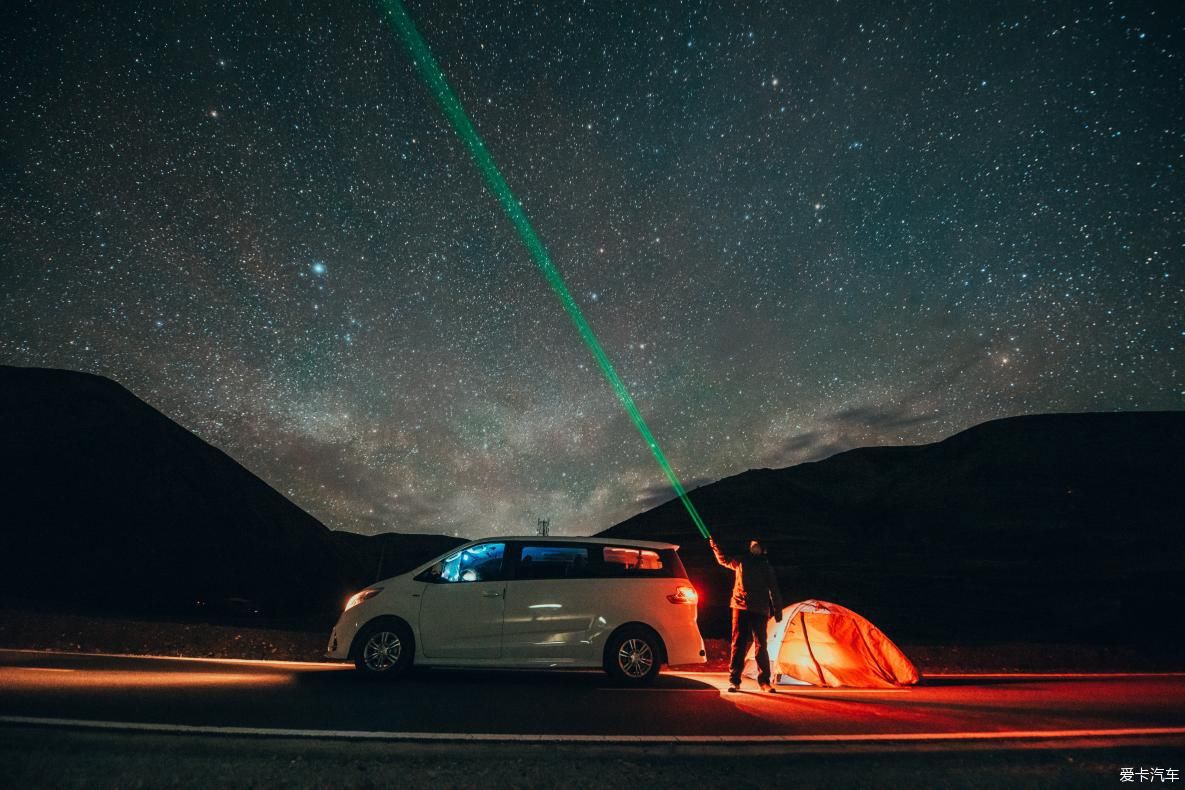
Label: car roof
xmin=467 ymin=536 xmax=680 ymax=551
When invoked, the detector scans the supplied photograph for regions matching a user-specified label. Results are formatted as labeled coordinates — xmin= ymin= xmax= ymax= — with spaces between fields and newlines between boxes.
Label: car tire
xmin=353 ymin=619 xmax=414 ymax=679
xmin=605 ymin=626 xmax=662 ymax=685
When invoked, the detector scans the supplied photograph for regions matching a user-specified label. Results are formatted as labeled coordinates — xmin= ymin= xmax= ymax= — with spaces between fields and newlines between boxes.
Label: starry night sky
xmin=2 ymin=2 xmax=1181 ymax=536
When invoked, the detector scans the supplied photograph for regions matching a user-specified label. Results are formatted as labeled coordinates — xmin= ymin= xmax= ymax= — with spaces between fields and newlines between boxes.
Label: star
xmin=0 ymin=0 xmax=1177 ymax=537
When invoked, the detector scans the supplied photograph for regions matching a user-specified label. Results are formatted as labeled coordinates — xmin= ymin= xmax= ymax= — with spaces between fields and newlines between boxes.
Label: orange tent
xmin=744 ymin=599 xmax=920 ymax=688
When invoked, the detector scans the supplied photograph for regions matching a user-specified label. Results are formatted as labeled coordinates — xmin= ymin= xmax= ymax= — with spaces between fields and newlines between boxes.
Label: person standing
xmin=710 ymin=537 xmax=784 ymax=693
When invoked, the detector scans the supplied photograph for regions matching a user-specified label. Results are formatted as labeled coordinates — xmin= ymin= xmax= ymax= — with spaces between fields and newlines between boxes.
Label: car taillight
xmin=667 ymin=585 xmax=698 ymax=605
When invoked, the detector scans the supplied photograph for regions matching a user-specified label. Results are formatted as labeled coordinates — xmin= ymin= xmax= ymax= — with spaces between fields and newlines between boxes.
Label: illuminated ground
xmin=3 ymin=650 xmax=1183 ymax=787
xmin=2 ymin=649 xmax=1184 ymax=741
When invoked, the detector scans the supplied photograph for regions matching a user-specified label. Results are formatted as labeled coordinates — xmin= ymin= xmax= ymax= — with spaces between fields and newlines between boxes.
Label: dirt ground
xmin=1 ymin=607 xmax=1182 ymax=673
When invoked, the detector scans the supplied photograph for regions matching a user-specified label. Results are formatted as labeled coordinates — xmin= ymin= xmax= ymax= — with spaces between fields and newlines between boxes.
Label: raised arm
xmin=768 ymin=564 xmax=784 ymax=619
xmin=709 ymin=539 xmax=740 ymax=570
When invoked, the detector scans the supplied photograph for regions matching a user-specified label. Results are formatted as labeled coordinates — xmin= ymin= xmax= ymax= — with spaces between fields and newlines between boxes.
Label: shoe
xmin=760 ymin=683 xmax=777 ymax=694
xmin=727 ymin=684 xmax=739 ymax=693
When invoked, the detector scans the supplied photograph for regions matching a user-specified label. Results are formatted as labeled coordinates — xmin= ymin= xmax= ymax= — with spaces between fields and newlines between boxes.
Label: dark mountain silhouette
xmin=4 ymin=364 xmax=1180 ymax=649
xmin=601 ymin=412 xmax=1185 ymax=645
xmin=0 ymin=366 xmax=461 ymax=622
xmin=331 ymin=530 xmax=466 ymax=588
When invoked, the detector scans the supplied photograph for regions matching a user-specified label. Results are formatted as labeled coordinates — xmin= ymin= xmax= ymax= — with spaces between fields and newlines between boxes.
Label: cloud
xmin=769 ymin=430 xmax=824 ymax=457
xmin=760 ymin=432 xmax=854 ymax=468
xmin=634 ymin=476 xmax=716 ymax=510
xmin=829 ymin=404 xmax=941 ymax=431
xmin=760 ymin=404 xmax=945 ymax=469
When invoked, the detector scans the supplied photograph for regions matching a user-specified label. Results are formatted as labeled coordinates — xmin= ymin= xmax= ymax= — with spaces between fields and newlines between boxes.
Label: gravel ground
xmin=0 ymin=608 xmax=330 ymax=662
xmin=3 ymin=727 xmax=1171 ymax=789
xmin=1 ymin=608 xmax=1181 ymax=673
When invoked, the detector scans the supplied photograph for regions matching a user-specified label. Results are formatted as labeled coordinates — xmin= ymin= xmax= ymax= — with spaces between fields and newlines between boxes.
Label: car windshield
xmin=437 ymin=542 xmax=505 ymax=582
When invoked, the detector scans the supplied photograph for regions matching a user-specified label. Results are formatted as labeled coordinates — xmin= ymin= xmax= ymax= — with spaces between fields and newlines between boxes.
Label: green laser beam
xmin=378 ymin=0 xmax=710 ymax=540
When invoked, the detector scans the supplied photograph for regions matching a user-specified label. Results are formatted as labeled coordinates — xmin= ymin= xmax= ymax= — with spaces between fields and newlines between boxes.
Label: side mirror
xmin=416 ymin=562 xmax=445 ymax=583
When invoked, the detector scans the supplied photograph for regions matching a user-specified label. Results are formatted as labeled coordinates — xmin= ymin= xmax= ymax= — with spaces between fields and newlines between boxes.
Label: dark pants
xmin=729 ymin=608 xmax=771 ymax=686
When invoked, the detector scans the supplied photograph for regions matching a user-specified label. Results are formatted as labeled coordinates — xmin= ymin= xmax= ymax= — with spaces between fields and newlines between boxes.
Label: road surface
xmin=2 ymin=648 xmax=1184 ymax=747
xmin=5 ymin=650 xmax=1184 ymax=787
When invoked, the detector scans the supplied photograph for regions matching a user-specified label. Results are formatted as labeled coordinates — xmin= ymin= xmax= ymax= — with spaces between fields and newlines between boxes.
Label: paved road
xmin=2 ymin=649 xmax=1184 ymax=747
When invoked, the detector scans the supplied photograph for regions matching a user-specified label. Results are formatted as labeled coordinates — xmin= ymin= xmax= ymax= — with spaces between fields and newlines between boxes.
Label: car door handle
xmin=481 ymin=591 xmax=501 ymax=598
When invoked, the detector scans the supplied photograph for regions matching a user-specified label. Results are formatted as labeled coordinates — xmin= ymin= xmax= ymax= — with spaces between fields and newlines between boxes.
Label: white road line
xmin=0 ymin=648 xmax=344 ymax=670
xmin=1 ymin=715 xmax=1183 ymax=744
xmin=601 ymin=688 xmax=719 ymax=692
xmin=925 ymin=672 xmax=1185 ymax=679
xmin=1 ymin=650 xmax=1182 ymax=681
xmin=676 ymin=670 xmax=1185 ymax=680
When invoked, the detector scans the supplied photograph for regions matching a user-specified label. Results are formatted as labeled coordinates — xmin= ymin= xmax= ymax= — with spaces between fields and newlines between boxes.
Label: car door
xmin=501 ymin=542 xmax=600 ymax=664
xmin=418 ymin=542 xmax=506 ymax=659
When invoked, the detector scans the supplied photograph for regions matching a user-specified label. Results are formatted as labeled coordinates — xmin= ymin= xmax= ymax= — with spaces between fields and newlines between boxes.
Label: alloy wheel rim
xmin=617 ymin=638 xmax=654 ymax=678
xmin=363 ymin=631 xmax=402 ymax=671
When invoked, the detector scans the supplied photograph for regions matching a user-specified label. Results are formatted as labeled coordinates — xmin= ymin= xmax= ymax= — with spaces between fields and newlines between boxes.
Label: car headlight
xmin=344 ymin=587 xmax=383 ymax=611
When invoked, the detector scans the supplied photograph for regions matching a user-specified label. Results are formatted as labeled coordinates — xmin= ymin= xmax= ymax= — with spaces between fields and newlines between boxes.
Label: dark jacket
xmin=711 ymin=541 xmax=784 ymax=614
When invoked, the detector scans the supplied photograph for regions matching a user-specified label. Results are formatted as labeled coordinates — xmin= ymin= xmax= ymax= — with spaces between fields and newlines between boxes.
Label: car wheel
xmin=354 ymin=619 xmax=414 ymax=679
xmin=605 ymin=627 xmax=661 ymax=685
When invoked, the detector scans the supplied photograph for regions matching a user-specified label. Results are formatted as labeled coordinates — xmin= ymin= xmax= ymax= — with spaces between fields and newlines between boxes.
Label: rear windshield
xmin=599 ymin=546 xmax=686 ymax=579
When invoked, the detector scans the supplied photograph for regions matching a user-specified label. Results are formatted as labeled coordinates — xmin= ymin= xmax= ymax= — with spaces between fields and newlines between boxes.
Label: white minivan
xmin=326 ymin=537 xmax=706 ymax=684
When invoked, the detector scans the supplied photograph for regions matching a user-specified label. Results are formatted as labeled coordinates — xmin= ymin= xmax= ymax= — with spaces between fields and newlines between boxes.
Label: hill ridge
xmin=602 ymin=410 xmax=1185 ymax=642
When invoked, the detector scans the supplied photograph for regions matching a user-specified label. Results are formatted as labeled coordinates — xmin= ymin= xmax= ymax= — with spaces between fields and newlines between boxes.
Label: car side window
xmin=429 ymin=543 xmax=505 ymax=583
xmin=516 ymin=545 xmax=590 ymax=580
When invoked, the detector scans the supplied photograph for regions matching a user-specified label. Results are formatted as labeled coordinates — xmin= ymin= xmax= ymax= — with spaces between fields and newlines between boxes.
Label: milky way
xmin=1 ymin=2 xmax=1181 ymax=536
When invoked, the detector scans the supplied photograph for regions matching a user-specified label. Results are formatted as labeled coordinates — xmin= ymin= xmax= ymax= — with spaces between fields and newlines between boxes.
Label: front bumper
xmin=325 ymin=619 xmax=359 ymax=660
xmin=325 ymin=628 xmax=340 ymax=658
